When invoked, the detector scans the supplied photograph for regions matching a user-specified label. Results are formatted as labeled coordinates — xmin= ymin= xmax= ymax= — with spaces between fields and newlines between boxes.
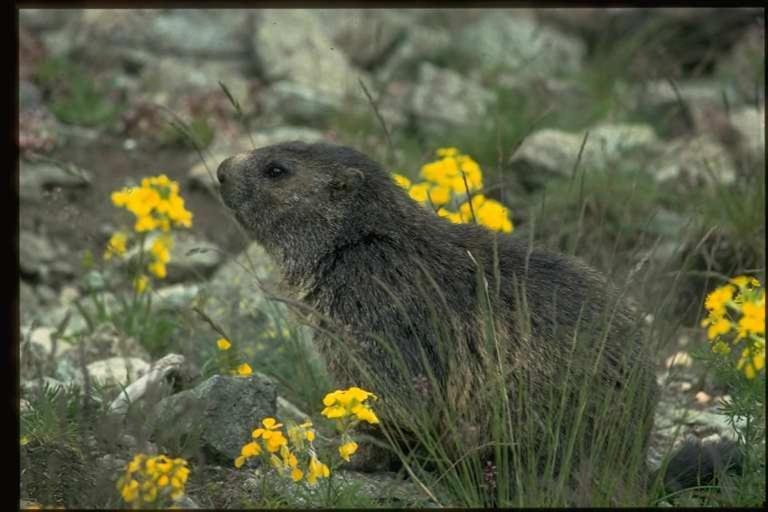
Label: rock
xmin=21 ymin=376 xmax=69 ymax=396
xmin=151 ymin=373 xmax=277 ymax=463
xmin=19 ymin=230 xmax=75 ymax=283
xmin=67 ymin=323 xmax=151 ymax=364
xmin=375 ymin=23 xmax=452 ymax=82
xmin=729 ymin=105 xmax=765 ymax=159
xmin=455 ymin=10 xmax=585 ymax=79
xmin=153 ymin=284 xmax=201 ymax=313
xmin=651 ymin=134 xmax=737 ymax=186
xmin=315 ymin=9 xmax=409 ymax=70
xmin=109 ymin=353 xmax=195 ymax=415
xmin=665 ymin=351 xmax=693 ymax=369
xmin=276 ymin=396 xmax=311 ymax=425
xmin=24 ymin=326 xmax=75 ymax=361
xmin=34 ymin=302 xmax=96 ymax=338
xmin=716 ymin=22 xmax=765 ymax=103
xmin=251 ymin=10 xmax=357 ymax=97
xmin=19 ymin=8 xmax=80 ymax=31
xmin=19 ymin=80 xmax=42 ymax=110
xmin=508 ymin=123 xmax=659 ymax=190
xmin=19 ymin=107 xmax=60 ymax=156
xmin=19 ymin=281 xmax=40 ymax=324
xmin=631 ymin=80 xmax=740 ymax=137
xmin=408 ymin=62 xmax=496 ymax=132
xmin=140 ymin=57 xmax=250 ymax=99
xmin=74 ymin=10 xmax=250 ymax=63
xmin=261 ymin=80 xmax=346 ymax=125
xmin=165 ymin=233 xmax=224 ymax=283
xmin=279 ymin=469 xmax=433 ymax=507
xmin=19 ymin=158 xmax=91 ymax=202
xmin=121 ymin=232 xmax=223 ymax=283
xmin=695 ymin=391 xmax=712 ymax=405
xmin=77 ymin=356 xmax=150 ymax=388
xmin=59 ymin=286 xmax=80 ymax=307
xmin=194 ymin=241 xmax=314 ymax=362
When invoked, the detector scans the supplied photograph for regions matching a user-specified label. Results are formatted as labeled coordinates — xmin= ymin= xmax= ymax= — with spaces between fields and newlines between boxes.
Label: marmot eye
xmin=264 ymin=164 xmax=288 ymax=178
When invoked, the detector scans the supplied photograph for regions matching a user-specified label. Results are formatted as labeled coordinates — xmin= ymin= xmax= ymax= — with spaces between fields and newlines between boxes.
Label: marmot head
xmin=218 ymin=141 xmax=402 ymax=263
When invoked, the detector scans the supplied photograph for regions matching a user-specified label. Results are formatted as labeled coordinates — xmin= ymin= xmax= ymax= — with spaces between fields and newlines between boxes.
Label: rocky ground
xmin=18 ymin=8 xmax=765 ymax=508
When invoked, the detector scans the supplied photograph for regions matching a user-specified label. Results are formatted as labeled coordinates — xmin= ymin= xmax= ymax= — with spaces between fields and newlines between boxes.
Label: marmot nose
xmin=217 ymin=157 xmax=233 ymax=185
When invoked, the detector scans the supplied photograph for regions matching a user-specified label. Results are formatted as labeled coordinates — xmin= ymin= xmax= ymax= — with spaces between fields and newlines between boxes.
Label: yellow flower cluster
xmin=321 ymin=386 xmax=380 ymax=425
xmin=105 ymin=174 xmax=193 ymax=295
xmin=116 ymin=454 xmax=189 ymax=508
xmin=111 ymin=174 xmax=192 ymax=233
xmin=235 ymin=387 xmax=379 ymax=487
xmin=392 ymin=148 xmax=513 ymax=234
xmin=235 ymin=417 xmax=330 ymax=485
xmin=702 ymin=276 xmax=765 ymax=379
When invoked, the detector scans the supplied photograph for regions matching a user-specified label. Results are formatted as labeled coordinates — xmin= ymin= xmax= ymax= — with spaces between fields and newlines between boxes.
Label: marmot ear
xmin=329 ymin=167 xmax=364 ymax=197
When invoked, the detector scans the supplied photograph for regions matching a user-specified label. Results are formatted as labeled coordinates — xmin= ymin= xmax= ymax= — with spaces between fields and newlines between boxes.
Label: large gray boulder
xmin=151 ymin=373 xmax=278 ymax=463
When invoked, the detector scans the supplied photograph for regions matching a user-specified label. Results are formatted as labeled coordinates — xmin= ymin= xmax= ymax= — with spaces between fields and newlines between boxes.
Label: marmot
xmin=217 ymin=141 xmax=735 ymax=494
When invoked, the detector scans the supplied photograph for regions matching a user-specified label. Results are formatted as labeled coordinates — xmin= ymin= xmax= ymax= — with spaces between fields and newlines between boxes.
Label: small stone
xmin=665 ymin=351 xmax=693 ymax=369
xmin=695 ymin=391 xmax=711 ymax=404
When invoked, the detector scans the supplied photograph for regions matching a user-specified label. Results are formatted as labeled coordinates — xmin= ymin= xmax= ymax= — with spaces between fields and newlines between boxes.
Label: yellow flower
xmin=306 ymin=455 xmax=330 ymax=485
xmin=321 ymin=405 xmax=346 ymax=418
xmin=148 ymin=261 xmax=167 ymax=279
xmin=290 ymin=467 xmax=304 ymax=482
xmin=237 ymin=363 xmax=253 ymax=377
xmin=135 ymin=214 xmax=158 ymax=233
xmin=150 ymin=237 xmax=172 ymax=263
xmin=346 ymin=386 xmax=377 ymax=403
xmin=157 ymin=475 xmax=169 ymax=487
xmin=437 ymin=208 xmax=463 ymax=224
xmin=127 ymin=187 xmax=161 ymax=218
xmin=104 ymin=232 xmax=128 ymax=260
xmin=704 ymin=285 xmax=735 ymax=317
xmin=167 ymin=195 xmax=193 ymax=227
xmin=738 ymin=298 xmax=765 ymax=337
xmin=436 ymin=147 xmax=459 ymax=158
xmin=234 ymin=456 xmax=247 ymax=468
xmin=111 ymin=188 xmax=131 ymax=207
xmin=476 ymin=197 xmax=513 ymax=233
xmin=121 ymin=479 xmax=140 ymax=503
xmin=429 ymin=185 xmax=451 ymax=206
xmin=133 ymin=275 xmax=149 ymax=294
xmin=241 ymin=441 xmax=261 ymax=457
xmin=252 ymin=418 xmax=281 ymax=439
xmin=305 ymin=430 xmax=315 ymax=442
xmin=263 ymin=431 xmax=288 ymax=453
xmin=262 ymin=418 xmax=282 ymax=429
xmin=217 ymin=338 xmax=232 ymax=351
xmin=143 ymin=485 xmax=158 ymax=502
xmin=737 ymin=340 xmax=765 ymax=380
xmin=339 ymin=441 xmax=358 ymax=461
xmin=392 ymin=173 xmax=412 ymax=190
xmin=155 ymin=456 xmax=172 ymax=474
xmin=706 ymin=316 xmax=732 ymax=340
xmin=408 ymin=182 xmax=430 ymax=203
xmin=730 ymin=275 xmax=760 ymax=290
xmin=351 ymin=405 xmax=379 ymax=424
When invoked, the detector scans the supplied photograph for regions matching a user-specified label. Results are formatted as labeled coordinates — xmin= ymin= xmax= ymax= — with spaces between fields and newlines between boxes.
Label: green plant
xmin=34 ymin=56 xmax=123 ymax=127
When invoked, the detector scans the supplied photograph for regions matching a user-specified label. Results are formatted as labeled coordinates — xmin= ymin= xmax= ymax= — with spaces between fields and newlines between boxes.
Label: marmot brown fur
xmin=217 ymin=141 xmax=734 ymax=493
